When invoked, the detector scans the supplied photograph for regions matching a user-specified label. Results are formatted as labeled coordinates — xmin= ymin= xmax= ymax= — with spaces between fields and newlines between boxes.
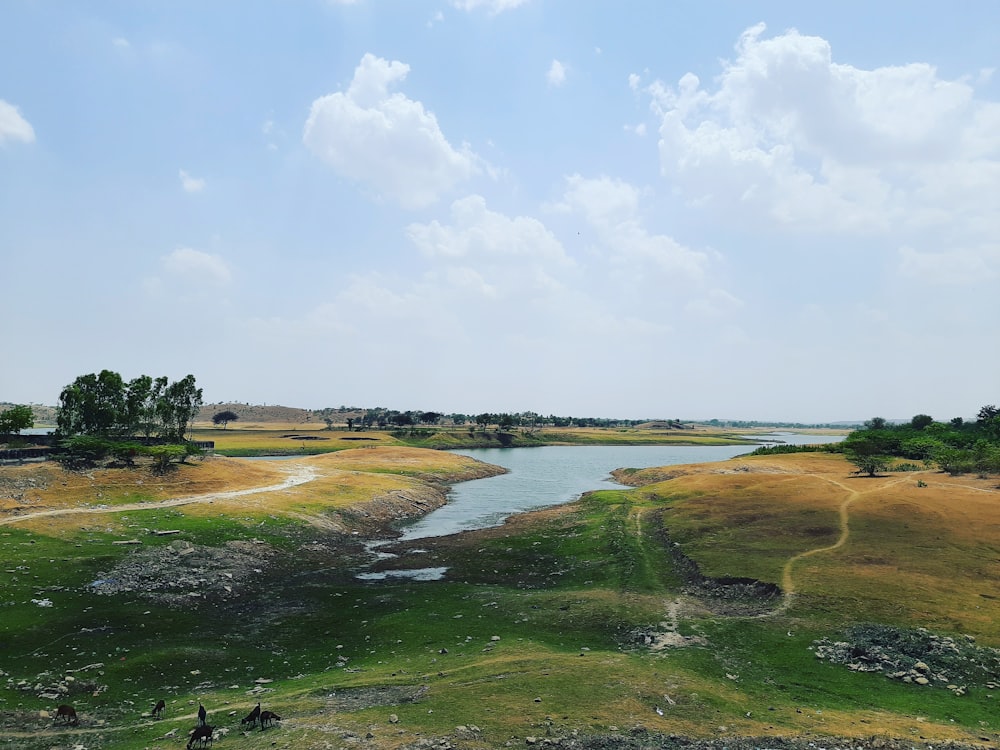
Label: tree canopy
xmin=0 ymin=404 xmax=34 ymax=435
xmin=56 ymin=370 xmax=202 ymax=442
xmin=842 ymin=408 xmax=1000 ymax=476
xmin=212 ymin=410 xmax=240 ymax=429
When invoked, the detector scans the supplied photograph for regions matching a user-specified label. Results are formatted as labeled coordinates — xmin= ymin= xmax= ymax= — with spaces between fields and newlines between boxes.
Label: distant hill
xmin=196 ymin=403 xmax=366 ymax=425
xmin=0 ymin=403 xmax=58 ymax=426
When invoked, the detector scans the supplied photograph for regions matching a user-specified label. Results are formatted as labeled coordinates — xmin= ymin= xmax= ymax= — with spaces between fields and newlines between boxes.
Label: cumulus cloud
xmin=178 ymin=169 xmax=205 ymax=193
xmin=407 ymin=194 xmax=572 ymax=299
xmin=555 ymin=174 xmax=711 ymax=283
xmin=304 ymin=53 xmax=482 ymax=209
xmin=451 ymin=0 xmax=531 ymax=14
xmin=547 ymin=60 xmax=568 ymax=87
xmin=0 ymin=100 xmax=35 ymax=145
xmin=161 ymin=247 xmax=231 ymax=285
xmin=647 ymin=23 xmax=1000 ymax=281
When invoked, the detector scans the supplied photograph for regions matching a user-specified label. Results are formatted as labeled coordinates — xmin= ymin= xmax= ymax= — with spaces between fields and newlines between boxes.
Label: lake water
xmin=393 ymin=432 xmax=844 ymax=542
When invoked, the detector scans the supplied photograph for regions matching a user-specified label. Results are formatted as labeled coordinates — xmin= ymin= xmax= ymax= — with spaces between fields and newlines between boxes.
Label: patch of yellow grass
xmin=633 ymin=452 xmax=1000 ymax=643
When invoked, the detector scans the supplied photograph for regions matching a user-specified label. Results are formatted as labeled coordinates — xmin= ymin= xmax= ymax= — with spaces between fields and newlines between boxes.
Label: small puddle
xmin=356 ymin=567 xmax=447 ymax=582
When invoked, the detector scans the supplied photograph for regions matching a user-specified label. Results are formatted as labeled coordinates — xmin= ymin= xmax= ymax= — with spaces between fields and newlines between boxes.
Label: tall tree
xmin=56 ymin=370 xmax=125 ymax=436
xmin=157 ymin=375 xmax=203 ymax=442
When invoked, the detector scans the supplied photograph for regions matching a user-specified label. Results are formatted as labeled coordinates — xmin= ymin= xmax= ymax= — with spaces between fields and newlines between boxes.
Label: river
xmin=392 ymin=432 xmax=844 ymax=542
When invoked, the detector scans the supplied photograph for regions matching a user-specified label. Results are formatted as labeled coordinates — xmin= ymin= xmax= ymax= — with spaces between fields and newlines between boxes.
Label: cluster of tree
xmin=56 ymin=370 xmax=203 ymax=443
xmin=0 ymin=404 xmax=34 ymax=435
xmin=52 ymin=371 xmax=204 ymax=472
xmin=842 ymin=406 xmax=1000 ymax=476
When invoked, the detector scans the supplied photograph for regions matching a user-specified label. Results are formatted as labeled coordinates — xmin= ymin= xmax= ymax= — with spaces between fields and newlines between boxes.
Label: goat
xmin=55 ymin=704 xmax=78 ymax=725
xmin=260 ymin=709 xmax=282 ymax=729
xmin=240 ymin=702 xmax=261 ymax=728
xmin=152 ymin=699 xmax=165 ymax=719
xmin=197 ymin=703 xmax=207 ymax=726
xmin=187 ymin=724 xmax=214 ymax=749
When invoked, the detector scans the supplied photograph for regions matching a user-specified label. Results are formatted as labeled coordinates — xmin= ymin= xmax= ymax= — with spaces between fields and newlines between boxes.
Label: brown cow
xmin=55 ymin=704 xmax=78 ymax=725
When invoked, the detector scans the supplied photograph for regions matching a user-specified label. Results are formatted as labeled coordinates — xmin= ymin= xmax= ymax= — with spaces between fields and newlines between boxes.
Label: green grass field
xmin=1 ymin=449 xmax=997 ymax=749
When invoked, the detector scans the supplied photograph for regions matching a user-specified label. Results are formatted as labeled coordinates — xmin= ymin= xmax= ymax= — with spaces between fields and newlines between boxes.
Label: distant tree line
xmin=316 ymin=407 xmax=689 ymax=431
xmin=840 ymin=406 xmax=1000 ymax=476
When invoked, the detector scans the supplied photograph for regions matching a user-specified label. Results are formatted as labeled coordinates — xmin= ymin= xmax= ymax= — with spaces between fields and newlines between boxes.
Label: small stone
xmin=389 ymin=714 xmax=399 ymax=724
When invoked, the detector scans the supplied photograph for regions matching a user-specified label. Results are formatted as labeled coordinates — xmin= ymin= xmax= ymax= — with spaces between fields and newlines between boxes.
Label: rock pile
xmin=811 ymin=625 xmax=1000 ymax=695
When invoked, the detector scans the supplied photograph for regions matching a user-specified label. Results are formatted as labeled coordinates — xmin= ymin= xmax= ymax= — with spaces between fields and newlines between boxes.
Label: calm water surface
xmin=394 ymin=432 xmax=843 ymax=541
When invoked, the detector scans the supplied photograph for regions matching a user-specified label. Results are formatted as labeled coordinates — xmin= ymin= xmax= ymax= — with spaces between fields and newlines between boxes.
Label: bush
xmin=54 ymin=435 xmax=113 ymax=467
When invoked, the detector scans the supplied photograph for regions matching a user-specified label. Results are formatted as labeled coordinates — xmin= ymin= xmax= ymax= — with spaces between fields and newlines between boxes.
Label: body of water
xmin=394 ymin=432 xmax=844 ymax=542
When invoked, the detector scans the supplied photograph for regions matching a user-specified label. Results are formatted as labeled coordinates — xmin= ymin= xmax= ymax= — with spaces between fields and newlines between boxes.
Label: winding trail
xmin=0 ymin=463 xmax=318 ymax=527
xmin=767 ymin=472 xmax=913 ymax=617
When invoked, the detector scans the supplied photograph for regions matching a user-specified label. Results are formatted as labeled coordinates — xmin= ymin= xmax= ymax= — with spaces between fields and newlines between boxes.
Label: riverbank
xmin=191 ymin=424 xmax=806 ymax=456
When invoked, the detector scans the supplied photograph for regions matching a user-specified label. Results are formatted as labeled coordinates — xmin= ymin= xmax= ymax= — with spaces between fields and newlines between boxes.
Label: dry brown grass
xmin=630 ymin=452 xmax=1000 ymax=643
xmin=0 ymin=447 xmax=503 ymax=536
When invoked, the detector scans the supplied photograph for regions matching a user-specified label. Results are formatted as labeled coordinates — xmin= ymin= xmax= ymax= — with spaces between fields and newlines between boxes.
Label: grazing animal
xmin=152 ymin=699 xmax=165 ymax=719
xmin=197 ymin=703 xmax=207 ymax=726
xmin=187 ymin=724 xmax=214 ymax=749
xmin=55 ymin=704 xmax=78 ymax=724
xmin=240 ymin=702 xmax=261 ymax=728
xmin=260 ymin=709 xmax=282 ymax=729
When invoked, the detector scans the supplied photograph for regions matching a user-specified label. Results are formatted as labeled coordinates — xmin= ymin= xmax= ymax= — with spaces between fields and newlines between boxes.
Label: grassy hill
xmin=0 ymin=449 xmax=997 ymax=749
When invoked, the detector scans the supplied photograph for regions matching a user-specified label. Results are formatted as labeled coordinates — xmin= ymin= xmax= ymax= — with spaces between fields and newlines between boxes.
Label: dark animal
xmin=55 ymin=704 xmax=78 ymax=724
xmin=197 ymin=703 xmax=207 ymax=726
xmin=240 ymin=702 xmax=261 ymax=728
xmin=260 ymin=709 xmax=282 ymax=729
xmin=187 ymin=724 xmax=214 ymax=749
xmin=152 ymin=699 xmax=165 ymax=719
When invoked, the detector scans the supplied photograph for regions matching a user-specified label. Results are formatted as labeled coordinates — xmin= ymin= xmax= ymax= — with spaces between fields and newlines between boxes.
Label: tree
xmin=863 ymin=416 xmax=888 ymax=431
xmin=212 ymin=410 xmax=239 ymax=429
xmin=0 ymin=404 xmax=34 ymax=435
xmin=910 ymin=414 xmax=934 ymax=430
xmin=123 ymin=375 xmax=154 ymax=437
xmin=842 ymin=430 xmax=895 ymax=476
xmin=156 ymin=374 xmax=203 ymax=442
xmin=56 ymin=370 xmax=126 ymax=437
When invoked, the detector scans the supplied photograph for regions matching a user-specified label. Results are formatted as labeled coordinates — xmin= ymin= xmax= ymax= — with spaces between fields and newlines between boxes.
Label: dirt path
xmin=0 ymin=463 xmax=318 ymax=527
xmin=767 ymin=473 xmax=913 ymax=616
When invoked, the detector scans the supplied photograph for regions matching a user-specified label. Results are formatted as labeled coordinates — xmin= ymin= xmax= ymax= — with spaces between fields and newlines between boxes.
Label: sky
xmin=2 ymin=1 xmax=998 ymax=423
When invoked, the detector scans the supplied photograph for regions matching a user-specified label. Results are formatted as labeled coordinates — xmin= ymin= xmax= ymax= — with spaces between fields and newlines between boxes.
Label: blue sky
xmin=2 ymin=0 xmax=998 ymax=422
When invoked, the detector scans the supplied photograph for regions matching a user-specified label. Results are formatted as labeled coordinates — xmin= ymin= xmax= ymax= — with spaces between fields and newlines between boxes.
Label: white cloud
xmin=304 ymin=53 xmax=482 ymax=209
xmin=451 ymin=0 xmax=531 ymax=14
xmin=112 ymin=37 xmax=130 ymax=49
xmin=178 ymin=169 xmax=206 ymax=193
xmin=406 ymin=194 xmax=572 ymax=299
xmin=547 ymin=59 xmax=567 ymax=87
xmin=161 ymin=247 xmax=231 ymax=285
xmin=0 ymin=100 xmax=35 ymax=145
xmin=646 ymin=23 xmax=1000 ymax=280
xmin=555 ymin=174 xmax=712 ymax=283
xmin=628 ymin=73 xmax=641 ymax=91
